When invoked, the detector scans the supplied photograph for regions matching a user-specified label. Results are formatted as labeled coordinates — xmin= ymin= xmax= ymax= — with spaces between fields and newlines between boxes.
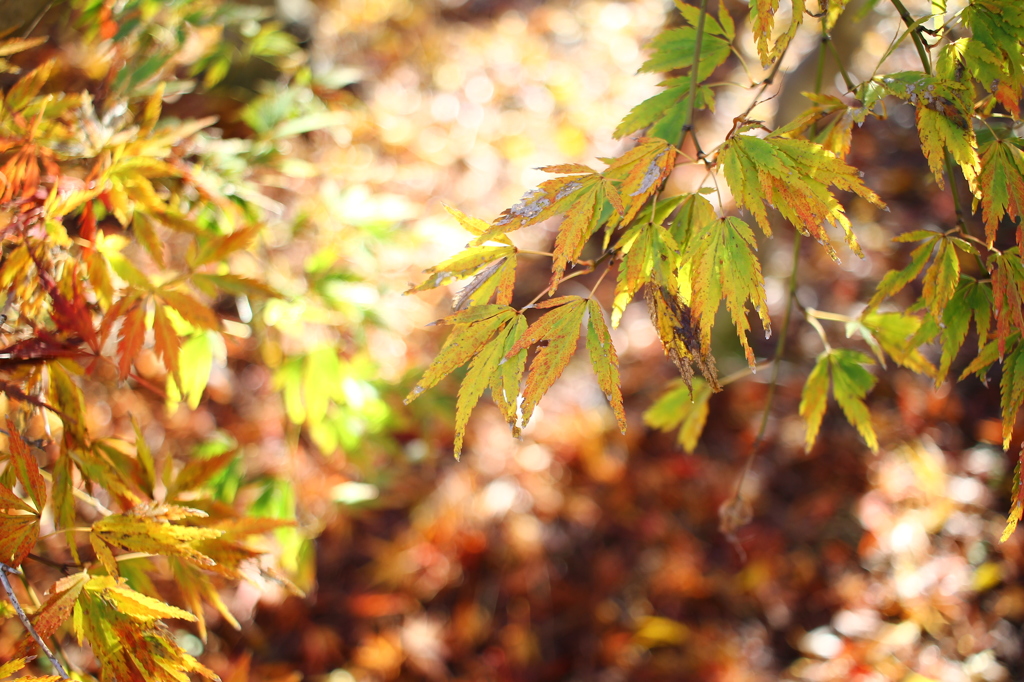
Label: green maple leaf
xmin=617 ymin=1 xmax=733 ymax=142
xmin=938 ymin=276 xmax=993 ymax=380
xmin=719 ymin=133 xmax=883 ymax=261
xmin=615 ymin=79 xmax=714 ymax=144
xmin=508 ymin=296 xmax=588 ymax=429
xmin=800 ymin=349 xmax=878 ymax=452
xmin=959 ymin=1 xmax=1024 ymax=117
xmin=643 ymin=378 xmax=712 ymax=453
xmin=684 ymin=216 xmax=770 ymax=367
xmin=611 ymin=218 xmax=682 ymax=327
xmin=1001 ymin=341 xmax=1024 ymax=449
xmin=641 ymin=2 xmax=733 ymax=77
xmin=856 ymin=311 xmax=936 ymax=378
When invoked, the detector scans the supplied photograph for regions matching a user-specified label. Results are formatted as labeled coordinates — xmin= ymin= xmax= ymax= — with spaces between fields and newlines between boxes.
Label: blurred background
xmin=5 ymin=0 xmax=1022 ymax=680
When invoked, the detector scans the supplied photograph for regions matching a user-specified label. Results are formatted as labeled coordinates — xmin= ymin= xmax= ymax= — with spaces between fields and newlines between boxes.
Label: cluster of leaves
xmin=0 ymin=1 xmax=374 ymax=680
xmin=408 ymin=0 xmax=1024 ymax=537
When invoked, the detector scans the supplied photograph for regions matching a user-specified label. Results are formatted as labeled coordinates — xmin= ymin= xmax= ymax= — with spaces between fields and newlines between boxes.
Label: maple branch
xmin=0 ymin=562 xmax=70 ymax=679
xmin=890 ymin=0 xmax=932 ymax=76
xmin=825 ymin=34 xmax=856 ymax=92
xmin=683 ymin=0 xmax=709 ymax=161
xmin=890 ymin=1 xmax=972 ymax=237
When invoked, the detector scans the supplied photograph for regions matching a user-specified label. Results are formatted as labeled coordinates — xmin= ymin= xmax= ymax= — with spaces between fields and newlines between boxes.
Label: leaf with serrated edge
xmin=991 ymin=251 xmax=1024 ymax=357
xmin=587 ymin=299 xmax=626 ymax=433
xmin=14 ymin=572 xmax=87 ymax=656
xmin=490 ymin=314 xmax=528 ymax=431
xmin=153 ymin=303 xmax=181 ymax=387
xmin=1001 ymin=342 xmax=1024 ymax=449
xmin=800 ymin=352 xmax=832 ymax=451
xmin=685 ymin=217 xmax=770 ymax=366
xmin=643 ymin=378 xmax=712 ymax=453
xmin=117 ymin=301 xmax=147 ymax=381
xmin=508 ymin=297 xmax=588 ymax=429
xmin=0 ymin=482 xmax=34 ymax=514
xmin=868 ymin=232 xmax=939 ymax=308
xmin=1002 ymin=446 xmax=1024 ymax=541
xmin=158 ymin=288 xmax=220 ymax=330
xmin=0 ymin=513 xmax=38 ymax=567
xmin=6 ymin=418 xmax=44 ymax=512
xmin=105 ymin=583 xmax=197 ymax=622
xmin=720 ymin=134 xmax=883 ymax=261
xmin=978 ymin=138 xmax=1024 ymax=246
xmin=830 ymin=350 xmax=879 ymax=452
xmin=405 ymin=307 xmax=516 ymax=403
xmin=453 ymin=323 xmax=510 ymax=459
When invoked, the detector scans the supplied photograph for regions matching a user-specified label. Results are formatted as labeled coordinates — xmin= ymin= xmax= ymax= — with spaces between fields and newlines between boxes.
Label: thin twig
xmin=683 ymin=0 xmax=710 ymax=160
xmin=0 ymin=563 xmax=69 ymax=679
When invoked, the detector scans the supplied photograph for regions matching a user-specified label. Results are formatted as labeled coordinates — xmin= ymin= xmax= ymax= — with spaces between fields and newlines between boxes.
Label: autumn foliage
xmin=3 ymin=0 xmax=1024 ymax=679
xmin=407 ymin=0 xmax=1024 ymax=535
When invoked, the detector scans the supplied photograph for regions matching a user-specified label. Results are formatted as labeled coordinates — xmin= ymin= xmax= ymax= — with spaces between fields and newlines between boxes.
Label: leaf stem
xmin=683 ymin=0 xmax=710 ymax=161
xmin=0 ymin=563 xmax=70 ymax=679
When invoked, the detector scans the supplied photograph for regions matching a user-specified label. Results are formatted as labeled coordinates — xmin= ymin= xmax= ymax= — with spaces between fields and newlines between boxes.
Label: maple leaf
xmin=152 ymin=303 xmax=182 ymax=388
xmin=685 ymin=215 xmax=770 ymax=366
xmin=453 ymin=315 xmax=523 ymax=458
xmin=117 ymin=300 xmax=147 ymax=380
xmin=615 ymin=80 xmax=715 ymax=143
xmin=990 ymin=249 xmax=1024 ymax=357
xmin=14 ymin=572 xmax=88 ymax=657
xmin=800 ymin=349 xmax=878 ymax=452
xmin=718 ymin=132 xmax=884 ymax=261
xmin=404 ymin=305 xmax=517 ymax=405
xmin=489 ymin=315 xmax=529 ymax=433
xmin=877 ymin=72 xmax=978 ymax=191
xmin=6 ymin=418 xmax=45 ymax=512
xmin=477 ymin=165 xmax=618 ymax=239
xmin=959 ymin=0 xmax=1024 ymax=117
xmin=1000 ymin=341 xmax=1024 ymax=449
xmin=643 ymin=378 xmax=713 ymax=453
xmin=157 ymin=288 xmax=220 ymax=331
xmin=1003 ymin=445 xmax=1024 ymax=542
xmin=611 ymin=219 xmax=682 ymax=328
xmin=776 ymin=93 xmax=859 ymax=159
xmin=645 ymin=284 xmax=719 ymax=391
xmin=937 ymin=276 xmax=993 ymax=380
xmin=0 ymin=511 xmax=38 ymax=567
xmin=867 ymin=229 xmax=941 ymax=309
xmin=409 ymin=207 xmax=517 ymax=307
xmin=586 ymin=299 xmax=626 ymax=433
xmin=77 ymin=575 xmax=218 ymax=682
xmin=856 ymin=312 xmax=936 ymax=379
xmin=978 ymin=136 xmax=1024 ymax=246
xmin=90 ymin=505 xmax=222 ymax=577
xmin=602 ymin=138 xmax=677 ymax=227
xmin=749 ymin=0 xmax=805 ymax=67
xmin=507 ymin=296 xmax=588 ymax=430
xmin=617 ymin=2 xmax=733 ymax=141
